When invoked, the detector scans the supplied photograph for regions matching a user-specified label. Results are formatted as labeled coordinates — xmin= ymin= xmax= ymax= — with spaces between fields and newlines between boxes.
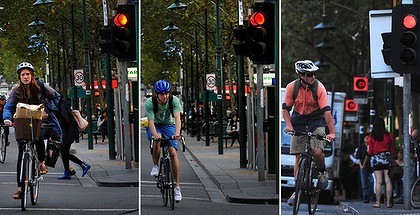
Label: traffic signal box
xmin=344 ymin=99 xmax=359 ymax=122
xmin=111 ymin=4 xmax=136 ymax=61
xmin=391 ymin=4 xmax=420 ymax=74
xmin=233 ymin=2 xmax=275 ymax=64
xmin=353 ymin=76 xmax=369 ymax=104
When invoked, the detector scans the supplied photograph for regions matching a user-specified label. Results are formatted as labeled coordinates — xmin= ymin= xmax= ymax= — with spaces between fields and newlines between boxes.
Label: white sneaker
xmin=287 ymin=192 xmax=296 ymax=206
xmin=150 ymin=165 xmax=159 ymax=177
xmin=174 ymin=187 xmax=182 ymax=202
xmin=318 ymin=171 xmax=328 ymax=190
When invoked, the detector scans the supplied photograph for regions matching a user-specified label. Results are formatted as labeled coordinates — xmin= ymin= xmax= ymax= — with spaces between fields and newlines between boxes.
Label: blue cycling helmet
xmin=154 ymin=80 xmax=171 ymax=93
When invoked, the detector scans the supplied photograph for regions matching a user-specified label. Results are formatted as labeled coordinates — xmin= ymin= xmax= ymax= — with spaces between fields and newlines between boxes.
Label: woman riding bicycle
xmin=2 ymin=62 xmax=62 ymax=200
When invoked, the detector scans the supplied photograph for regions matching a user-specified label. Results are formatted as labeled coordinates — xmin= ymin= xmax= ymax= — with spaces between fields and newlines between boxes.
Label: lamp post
xmin=216 ymin=0 xmax=223 ymax=154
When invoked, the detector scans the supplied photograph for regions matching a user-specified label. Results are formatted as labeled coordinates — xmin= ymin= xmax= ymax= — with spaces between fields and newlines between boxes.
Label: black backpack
xmin=152 ymin=95 xmax=174 ymax=117
xmin=292 ymin=79 xmax=319 ymax=102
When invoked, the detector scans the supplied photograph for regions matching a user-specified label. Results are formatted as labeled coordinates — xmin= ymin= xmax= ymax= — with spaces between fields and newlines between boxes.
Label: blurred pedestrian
xmin=226 ymin=113 xmax=239 ymax=148
xmin=0 ymin=95 xmax=10 ymax=146
xmin=356 ymin=134 xmax=375 ymax=203
xmin=96 ymin=109 xmax=108 ymax=143
xmin=368 ymin=117 xmax=396 ymax=208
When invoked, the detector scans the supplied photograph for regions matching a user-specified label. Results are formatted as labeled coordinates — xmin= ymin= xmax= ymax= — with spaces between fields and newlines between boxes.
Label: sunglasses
xmin=304 ymin=73 xmax=315 ymax=77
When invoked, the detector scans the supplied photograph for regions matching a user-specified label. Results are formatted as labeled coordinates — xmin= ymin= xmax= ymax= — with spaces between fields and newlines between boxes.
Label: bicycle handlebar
xmin=286 ymin=131 xmax=331 ymax=142
xmin=151 ymin=135 xmax=186 ymax=152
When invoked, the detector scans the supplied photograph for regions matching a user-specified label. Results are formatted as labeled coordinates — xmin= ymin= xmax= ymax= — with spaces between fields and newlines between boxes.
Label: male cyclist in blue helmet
xmin=145 ymin=80 xmax=183 ymax=202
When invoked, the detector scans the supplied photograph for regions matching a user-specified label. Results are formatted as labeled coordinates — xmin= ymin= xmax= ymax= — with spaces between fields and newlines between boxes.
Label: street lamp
xmin=33 ymin=0 xmax=53 ymax=6
xmin=28 ymin=17 xmax=45 ymax=27
xmin=167 ymin=0 xmax=187 ymax=10
xmin=163 ymin=22 xmax=179 ymax=31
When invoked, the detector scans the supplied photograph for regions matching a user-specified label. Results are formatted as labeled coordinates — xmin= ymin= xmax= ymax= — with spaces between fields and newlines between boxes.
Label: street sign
xmin=128 ymin=67 xmax=138 ymax=81
xmin=74 ymin=69 xmax=85 ymax=86
xmin=206 ymin=74 xmax=216 ymax=90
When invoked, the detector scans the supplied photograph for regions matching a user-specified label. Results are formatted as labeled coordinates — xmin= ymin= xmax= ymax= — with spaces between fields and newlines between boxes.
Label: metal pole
xmin=102 ymin=0 xmax=116 ymax=159
xmin=204 ymin=0 xmax=210 ymax=147
xmin=82 ymin=0 xmax=93 ymax=150
xmin=256 ymin=64 xmax=265 ymax=181
xmin=274 ymin=0 xmax=280 ymax=194
xmin=216 ymin=0 xmax=223 ymax=155
xmin=195 ymin=26 xmax=200 ymax=142
xmin=236 ymin=0 xmax=246 ymax=168
xmin=121 ymin=61 xmax=132 ymax=169
xmin=403 ymin=73 xmax=412 ymax=209
xmin=71 ymin=3 xmax=79 ymax=111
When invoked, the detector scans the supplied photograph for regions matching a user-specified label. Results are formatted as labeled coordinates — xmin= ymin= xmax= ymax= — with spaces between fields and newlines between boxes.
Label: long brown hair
xmin=15 ymin=69 xmax=41 ymax=103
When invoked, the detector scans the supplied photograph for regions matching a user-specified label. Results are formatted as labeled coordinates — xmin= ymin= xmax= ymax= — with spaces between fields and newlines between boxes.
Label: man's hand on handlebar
xmin=172 ymin=134 xmax=181 ymax=140
xmin=326 ymin=134 xmax=335 ymax=142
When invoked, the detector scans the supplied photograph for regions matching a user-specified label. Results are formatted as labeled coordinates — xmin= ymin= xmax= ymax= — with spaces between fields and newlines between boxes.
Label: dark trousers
xmin=229 ymin=132 xmax=239 ymax=147
xmin=60 ymin=143 xmax=83 ymax=171
xmin=16 ymin=140 xmax=45 ymax=187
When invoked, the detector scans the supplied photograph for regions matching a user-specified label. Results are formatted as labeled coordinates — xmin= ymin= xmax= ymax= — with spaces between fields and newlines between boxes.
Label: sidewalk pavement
xmin=71 ymin=134 xmax=279 ymax=204
xmin=339 ymin=201 xmax=419 ymax=214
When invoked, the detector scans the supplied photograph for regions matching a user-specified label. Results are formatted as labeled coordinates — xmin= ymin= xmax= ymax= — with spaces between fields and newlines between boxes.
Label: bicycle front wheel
xmin=159 ymin=157 xmax=168 ymax=206
xmin=411 ymin=177 xmax=420 ymax=208
xmin=21 ymin=153 xmax=30 ymax=211
xmin=293 ymin=157 xmax=310 ymax=215
xmin=0 ymin=128 xmax=6 ymax=163
xmin=30 ymin=156 xmax=40 ymax=205
xmin=308 ymin=165 xmax=321 ymax=215
xmin=166 ymin=158 xmax=175 ymax=210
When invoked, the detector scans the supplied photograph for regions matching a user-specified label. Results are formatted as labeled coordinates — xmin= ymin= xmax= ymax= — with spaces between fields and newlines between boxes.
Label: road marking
xmin=141 ymin=180 xmax=202 ymax=186
xmin=141 ymin=194 xmax=209 ymax=202
xmin=0 ymin=207 xmax=139 ymax=212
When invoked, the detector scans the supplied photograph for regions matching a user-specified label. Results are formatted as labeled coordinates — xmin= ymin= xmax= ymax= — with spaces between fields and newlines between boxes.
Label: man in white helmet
xmin=282 ymin=60 xmax=336 ymax=206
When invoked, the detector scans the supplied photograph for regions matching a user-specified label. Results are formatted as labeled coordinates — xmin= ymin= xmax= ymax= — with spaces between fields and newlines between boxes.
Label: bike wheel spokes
xmin=159 ymin=158 xmax=168 ymax=207
xmin=293 ymin=158 xmax=308 ymax=215
xmin=167 ymin=159 xmax=175 ymax=210
xmin=0 ymin=131 xmax=6 ymax=163
xmin=411 ymin=177 xmax=420 ymax=208
xmin=21 ymin=154 xmax=30 ymax=211
xmin=30 ymin=158 xmax=40 ymax=205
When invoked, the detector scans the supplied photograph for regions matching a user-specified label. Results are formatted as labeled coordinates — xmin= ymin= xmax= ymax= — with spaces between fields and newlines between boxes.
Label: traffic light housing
xmin=232 ymin=2 xmax=274 ymax=64
xmin=111 ymin=4 xmax=136 ymax=61
xmin=99 ymin=27 xmax=112 ymax=54
xmin=391 ymin=4 xmax=420 ymax=74
xmin=247 ymin=2 xmax=275 ymax=64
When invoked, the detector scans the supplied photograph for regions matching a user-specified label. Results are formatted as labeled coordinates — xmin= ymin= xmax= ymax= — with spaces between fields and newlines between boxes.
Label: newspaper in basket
xmin=13 ymin=103 xmax=44 ymax=140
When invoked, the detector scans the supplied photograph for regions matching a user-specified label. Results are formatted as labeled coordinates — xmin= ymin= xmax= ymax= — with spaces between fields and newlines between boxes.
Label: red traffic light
xmin=345 ymin=99 xmax=358 ymax=112
xmin=403 ymin=14 xmax=417 ymax=29
xmin=114 ymin=13 xmax=128 ymax=27
xmin=250 ymin=12 xmax=266 ymax=27
xmin=353 ymin=77 xmax=368 ymax=92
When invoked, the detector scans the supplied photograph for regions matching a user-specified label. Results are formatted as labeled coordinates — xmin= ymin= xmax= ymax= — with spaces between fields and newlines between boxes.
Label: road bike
xmin=411 ymin=175 xmax=420 ymax=208
xmin=150 ymin=136 xmax=186 ymax=210
xmin=0 ymin=123 xmax=8 ymax=163
xmin=289 ymin=131 xmax=330 ymax=215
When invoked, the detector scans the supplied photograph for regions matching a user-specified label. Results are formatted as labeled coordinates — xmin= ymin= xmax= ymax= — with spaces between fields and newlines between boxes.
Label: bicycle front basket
xmin=14 ymin=118 xmax=42 ymax=141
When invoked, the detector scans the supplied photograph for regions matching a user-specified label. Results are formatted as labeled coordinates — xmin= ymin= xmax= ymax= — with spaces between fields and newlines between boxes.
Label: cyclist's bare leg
xmin=169 ymin=147 xmax=180 ymax=187
xmin=312 ymin=147 xmax=325 ymax=170
xmin=293 ymin=154 xmax=300 ymax=180
xmin=152 ymin=141 xmax=161 ymax=165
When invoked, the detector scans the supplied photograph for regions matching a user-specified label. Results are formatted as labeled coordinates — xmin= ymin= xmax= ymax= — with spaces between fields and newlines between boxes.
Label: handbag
xmin=71 ymin=110 xmax=89 ymax=131
xmin=388 ymin=157 xmax=403 ymax=180
xmin=45 ymin=141 xmax=61 ymax=168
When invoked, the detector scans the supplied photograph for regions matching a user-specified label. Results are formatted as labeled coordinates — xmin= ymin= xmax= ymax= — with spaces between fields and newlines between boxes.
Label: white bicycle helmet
xmin=295 ymin=60 xmax=319 ymax=74
xmin=16 ymin=62 xmax=35 ymax=74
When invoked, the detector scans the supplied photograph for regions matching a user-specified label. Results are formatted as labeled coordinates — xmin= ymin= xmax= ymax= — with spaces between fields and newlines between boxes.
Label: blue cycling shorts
xmin=146 ymin=124 xmax=178 ymax=150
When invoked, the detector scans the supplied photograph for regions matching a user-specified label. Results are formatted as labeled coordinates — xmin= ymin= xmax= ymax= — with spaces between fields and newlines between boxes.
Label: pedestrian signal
xmin=353 ymin=77 xmax=368 ymax=92
xmin=345 ymin=100 xmax=358 ymax=112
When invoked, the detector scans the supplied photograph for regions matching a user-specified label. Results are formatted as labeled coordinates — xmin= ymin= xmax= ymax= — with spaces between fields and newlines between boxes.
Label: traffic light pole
xmin=402 ymin=74 xmax=411 ymax=210
xmin=256 ymin=64 xmax=264 ymax=181
xmin=121 ymin=61 xmax=132 ymax=169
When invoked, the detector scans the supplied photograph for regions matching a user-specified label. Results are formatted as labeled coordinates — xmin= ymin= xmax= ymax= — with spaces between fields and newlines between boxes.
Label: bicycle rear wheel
xmin=30 ymin=156 xmax=40 ymax=205
xmin=0 ymin=128 xmax=6 ymax=163
xmin=21 ymin=153 xmax=30 ymax=211
xmin=166 ymin=158 xmax=175 ymax=210
xmin=411 ymin=177 xmax=420 ymax=208
xmin=293 ymin=158 xmax=309 ymax=215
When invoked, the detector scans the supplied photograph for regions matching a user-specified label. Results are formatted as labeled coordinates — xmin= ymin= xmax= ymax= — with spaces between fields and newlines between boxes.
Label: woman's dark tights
xmin=60 ymin=143 xmax=83 ymax=171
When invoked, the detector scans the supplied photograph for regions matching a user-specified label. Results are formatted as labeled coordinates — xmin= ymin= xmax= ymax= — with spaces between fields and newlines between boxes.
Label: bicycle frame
xmin=292 ymin=131 xmax=328 ymax=215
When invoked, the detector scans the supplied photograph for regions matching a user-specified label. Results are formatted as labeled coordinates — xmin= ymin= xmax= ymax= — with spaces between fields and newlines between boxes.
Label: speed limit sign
xmin=74 ymin=69 xmax=85 ymax=86
xmin=206 ymin=74 xmax=216 ymax=90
